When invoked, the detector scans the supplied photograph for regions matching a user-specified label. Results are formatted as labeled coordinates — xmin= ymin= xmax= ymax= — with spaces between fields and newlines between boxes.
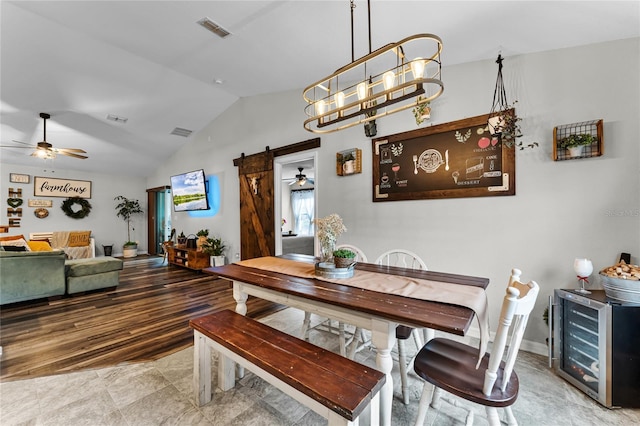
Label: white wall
xmin=151 ymin=38 xmax=639 ymax=351
xmin=0 ymin=163 xmax=148 ymax=256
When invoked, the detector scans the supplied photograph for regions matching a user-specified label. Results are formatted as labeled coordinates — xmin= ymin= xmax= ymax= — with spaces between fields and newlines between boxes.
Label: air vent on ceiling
xmin=197 ymin=17 xmax=231 ymax=38
xmin=106 ymin=114 xmax=128 ymax=123
xmin=171 ymin=127 xmax=193 ymax=137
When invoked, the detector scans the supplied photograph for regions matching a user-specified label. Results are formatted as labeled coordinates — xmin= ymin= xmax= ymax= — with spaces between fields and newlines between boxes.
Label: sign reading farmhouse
xmin=34 ymin=177 xmax=92 ymax=199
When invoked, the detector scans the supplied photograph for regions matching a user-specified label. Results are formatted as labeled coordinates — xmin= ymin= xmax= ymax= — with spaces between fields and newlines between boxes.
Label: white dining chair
xmin=300 ymin=244 xmax=368 ymax=358
xmin=375 ymin=249 xmax=429 ymax=405
xmin=413 ymin=269 xmax=539 ymax=426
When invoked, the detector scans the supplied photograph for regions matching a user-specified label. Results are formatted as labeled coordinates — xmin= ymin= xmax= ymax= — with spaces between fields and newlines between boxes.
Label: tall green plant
xmin=114 ymin=196 xmax=143 ymax=245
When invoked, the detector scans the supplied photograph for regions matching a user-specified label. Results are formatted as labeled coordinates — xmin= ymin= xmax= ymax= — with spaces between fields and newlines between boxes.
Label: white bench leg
xmin=218 ymin=352 xmax=236 ymax=391
xmin=193 ymin=331 xmax=212 ymax=406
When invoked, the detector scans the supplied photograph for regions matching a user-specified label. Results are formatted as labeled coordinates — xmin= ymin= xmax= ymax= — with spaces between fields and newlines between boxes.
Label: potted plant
xmin=202 ymin=236 xmax=226 ymax=267
xmin=412 ymin=96 xmax=431 ymax=126
xmin=558 ymin=133 xmax=596 ymax=157
xmin=196 ymin=229 xmax=209 ymax=249
xmin=333 ymin=248 xmax=356 ymax=268
xmin=114 ymin=195 xmax=143 ymax=258
xmin=488 ymin=102 xmax=539 ymax=150
xmin=342 ymin=152 xmax=356 ymax=175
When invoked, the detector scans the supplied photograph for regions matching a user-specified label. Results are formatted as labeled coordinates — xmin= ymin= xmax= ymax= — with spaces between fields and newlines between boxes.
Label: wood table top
xmin=204 ymin=254 xmax=489 ymax=336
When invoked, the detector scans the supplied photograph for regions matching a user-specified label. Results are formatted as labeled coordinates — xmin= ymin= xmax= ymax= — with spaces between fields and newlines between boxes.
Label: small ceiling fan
xmin=0 ymin=113 xmax=88 ymax=159
xmin=289 ymin=167 xmax=314 ymax=186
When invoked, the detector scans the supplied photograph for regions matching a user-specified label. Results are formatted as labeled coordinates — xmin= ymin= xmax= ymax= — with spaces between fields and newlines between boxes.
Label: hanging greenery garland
xmin=61 ymin=197 xmax=92 ymax=219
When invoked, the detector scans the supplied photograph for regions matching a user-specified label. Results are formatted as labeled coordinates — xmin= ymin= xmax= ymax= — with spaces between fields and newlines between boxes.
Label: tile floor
xmin=1 ymin=308 xmax=639 ymax=425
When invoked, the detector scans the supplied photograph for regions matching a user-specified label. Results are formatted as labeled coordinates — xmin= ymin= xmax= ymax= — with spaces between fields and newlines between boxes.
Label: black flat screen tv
xmin=170 ymin=169 xmax=210 ymax=212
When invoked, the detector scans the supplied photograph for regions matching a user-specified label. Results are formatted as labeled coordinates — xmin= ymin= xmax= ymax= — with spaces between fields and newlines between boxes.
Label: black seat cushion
xmin=413 ymin=337 xmax=519 ymax=407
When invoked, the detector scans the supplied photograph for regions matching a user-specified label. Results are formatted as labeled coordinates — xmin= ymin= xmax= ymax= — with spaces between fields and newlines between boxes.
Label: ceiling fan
xmin=0 ymin=113 xmax=88 ymax=159
xmin=289 ymin=167 xmax=314 ymax=186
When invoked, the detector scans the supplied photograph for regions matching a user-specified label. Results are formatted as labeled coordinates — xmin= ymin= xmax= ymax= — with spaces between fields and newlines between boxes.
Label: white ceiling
xmin=1 ymin=1 xmax=638 ymax=177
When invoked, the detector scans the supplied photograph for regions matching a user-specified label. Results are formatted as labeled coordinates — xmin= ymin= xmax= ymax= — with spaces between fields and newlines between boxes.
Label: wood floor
xmin=0 ymin=256 xmax=285 ymax=382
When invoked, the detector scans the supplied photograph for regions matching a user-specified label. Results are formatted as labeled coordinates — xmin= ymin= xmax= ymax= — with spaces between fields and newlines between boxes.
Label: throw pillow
xmin=2 ymin=245 xmax=27 ymax=252
xmin=27 ymin=240 xmax=53 ymax=251
xmin=0 ymin=234 xmax=26 ymax=242
xmin=68 ymin=231 xmax=91 ymax=247
xmin=0 ymin=237 xmax=31 ymax=251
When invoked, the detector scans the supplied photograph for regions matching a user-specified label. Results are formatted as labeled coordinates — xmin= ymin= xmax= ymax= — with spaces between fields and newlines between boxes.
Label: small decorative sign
xmin=28 ymin=199 xmax=54 ymax=208
xmin=34 ymin=176 xmax=92 ymax=199
xmin=9 ymin=173 xmax=30 ymax=183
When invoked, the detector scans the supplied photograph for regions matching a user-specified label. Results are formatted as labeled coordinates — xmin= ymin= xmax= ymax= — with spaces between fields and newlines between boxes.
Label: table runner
xmin=236 ymin=256 xmax=489 ymax=365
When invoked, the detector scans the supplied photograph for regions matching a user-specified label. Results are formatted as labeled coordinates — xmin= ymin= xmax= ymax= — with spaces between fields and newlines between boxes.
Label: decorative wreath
xmin=61 ymin=197 xmax=92 ymax=219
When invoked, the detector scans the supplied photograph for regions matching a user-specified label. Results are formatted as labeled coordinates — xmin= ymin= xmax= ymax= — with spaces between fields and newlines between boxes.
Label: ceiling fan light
xmin=298 ymin=177 xmax=307 ymax=186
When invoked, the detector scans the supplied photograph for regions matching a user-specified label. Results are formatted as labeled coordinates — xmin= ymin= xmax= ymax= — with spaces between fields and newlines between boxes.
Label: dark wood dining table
xmin=204 ymin=254 xmax=489 ymax=426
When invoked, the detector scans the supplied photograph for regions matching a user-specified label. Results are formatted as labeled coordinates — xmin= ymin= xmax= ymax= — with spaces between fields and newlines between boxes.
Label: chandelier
xmin=303 ymin=0 xmax=444 ymax=134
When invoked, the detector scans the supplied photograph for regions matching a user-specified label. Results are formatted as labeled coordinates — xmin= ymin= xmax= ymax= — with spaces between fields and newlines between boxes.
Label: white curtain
xmin=291 ymin=190 xmax=314 ymax=235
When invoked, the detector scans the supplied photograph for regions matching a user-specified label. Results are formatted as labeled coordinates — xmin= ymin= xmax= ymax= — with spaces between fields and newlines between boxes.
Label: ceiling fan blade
xmin=308 ymin=178 xmax=315 ymax=184
xmin=59 ymin=151 xmax=88 ymax=159
xmin=56 ymin=147 xmax=87 ymax=154
xmin=0 ymin=144 xmax=33 ymax=149
xmin=10 ymin=139 xmax=36 ymax=147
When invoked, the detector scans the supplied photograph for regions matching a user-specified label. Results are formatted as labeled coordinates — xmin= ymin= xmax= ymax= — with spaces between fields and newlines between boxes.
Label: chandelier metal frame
xmin=303 ymin=1 xmax=443 ymax=134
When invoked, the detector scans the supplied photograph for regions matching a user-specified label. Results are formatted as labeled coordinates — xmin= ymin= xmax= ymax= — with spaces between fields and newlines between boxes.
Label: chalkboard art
xmin=372 ymin=112 xmax=515 ymax=202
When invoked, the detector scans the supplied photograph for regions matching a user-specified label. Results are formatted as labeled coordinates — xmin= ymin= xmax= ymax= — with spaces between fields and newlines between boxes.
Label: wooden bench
xmin=190 ymin=310 xmax=386 ymax=425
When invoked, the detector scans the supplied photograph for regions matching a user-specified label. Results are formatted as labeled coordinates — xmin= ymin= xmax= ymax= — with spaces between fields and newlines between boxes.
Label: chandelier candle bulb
xmin=357 ymin=82 xmax=367 ymax=101
xmin=335 ymin=91 xmax=345 ymax=109
xmin=411 ymin=58 xmax=426 ymax=79
xmin=383 ymin=71 xmax=396 ymax=91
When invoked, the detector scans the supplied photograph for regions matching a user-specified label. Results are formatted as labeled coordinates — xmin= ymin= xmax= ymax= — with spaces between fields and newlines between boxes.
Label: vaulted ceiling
xmin=1 ymin=1 xmax=638 ymax=177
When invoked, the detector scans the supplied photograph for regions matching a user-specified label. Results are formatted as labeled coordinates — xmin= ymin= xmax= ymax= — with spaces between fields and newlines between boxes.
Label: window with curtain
xmin=291 ymin=189 xmax=314 ymax=236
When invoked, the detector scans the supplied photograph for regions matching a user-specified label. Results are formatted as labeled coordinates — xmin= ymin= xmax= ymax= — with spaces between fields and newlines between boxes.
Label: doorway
xmin=146 ymin=186 xmax=171 ymax=256
xmin=274 ymin=151 xmax=318 ymax=256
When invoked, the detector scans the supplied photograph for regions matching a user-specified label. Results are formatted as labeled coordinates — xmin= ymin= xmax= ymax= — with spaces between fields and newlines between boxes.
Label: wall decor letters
xmin=372 ymin=112 xmax=515 ymax=202
xmin=34 ymin=177 xmax=92 ymax=199
xmin=7 ymin=188 xmax=22 ymax=227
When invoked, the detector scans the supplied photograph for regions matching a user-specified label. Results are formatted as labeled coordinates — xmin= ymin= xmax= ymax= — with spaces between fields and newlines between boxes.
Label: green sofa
xmin=0 ymin=250 xmax=66 ymax=305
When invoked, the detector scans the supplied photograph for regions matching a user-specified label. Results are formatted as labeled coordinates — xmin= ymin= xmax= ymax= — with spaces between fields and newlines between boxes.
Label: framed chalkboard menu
xmin=372 ymin=112 xmax=515 ymax=202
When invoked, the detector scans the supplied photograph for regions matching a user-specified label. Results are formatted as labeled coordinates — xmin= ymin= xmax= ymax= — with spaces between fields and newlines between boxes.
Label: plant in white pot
xmin=202 ymin=237 xmax=226 ymax=267
xmin=559 ymin=133 xmax=596 ymax=157
xmin=114 ymin=195 xmax=143 ymax=258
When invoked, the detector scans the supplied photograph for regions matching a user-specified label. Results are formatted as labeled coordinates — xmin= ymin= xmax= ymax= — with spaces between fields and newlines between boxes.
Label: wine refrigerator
xmin=550 ymin=289 xmax=640 ymax=408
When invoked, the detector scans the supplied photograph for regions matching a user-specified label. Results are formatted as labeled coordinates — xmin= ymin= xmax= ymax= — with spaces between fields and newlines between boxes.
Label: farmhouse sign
xmin=34 ymin=177 xmax=92 ymax=199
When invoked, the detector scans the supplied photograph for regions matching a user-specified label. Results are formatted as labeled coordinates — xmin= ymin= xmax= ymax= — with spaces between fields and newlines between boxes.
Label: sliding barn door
xmin=237 ymin=151 xmax=275 ymax=260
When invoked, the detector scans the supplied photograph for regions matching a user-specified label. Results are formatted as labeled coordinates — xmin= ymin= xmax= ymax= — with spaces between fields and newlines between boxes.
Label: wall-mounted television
xmin=170 ymin=169 xmax=210 ymax=212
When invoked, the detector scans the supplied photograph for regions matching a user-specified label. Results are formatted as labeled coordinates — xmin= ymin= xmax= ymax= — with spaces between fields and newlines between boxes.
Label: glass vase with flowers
xmin=314 ymin=213 xmax=346 ymax=264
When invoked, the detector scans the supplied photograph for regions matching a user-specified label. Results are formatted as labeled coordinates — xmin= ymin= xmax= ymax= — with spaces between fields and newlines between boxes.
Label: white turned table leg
xmin=370 ymin=319 xmax=396 ymax=426
xmin=233 ymin=282 xmax=248 ymax=315
xmin=232 ymin=281 xmax=247 ymax=378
